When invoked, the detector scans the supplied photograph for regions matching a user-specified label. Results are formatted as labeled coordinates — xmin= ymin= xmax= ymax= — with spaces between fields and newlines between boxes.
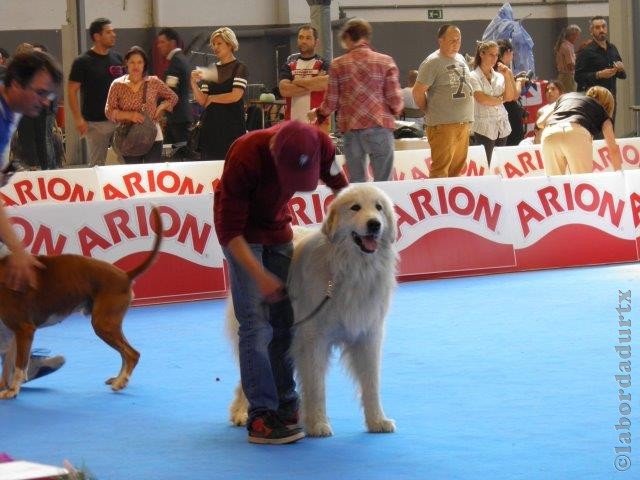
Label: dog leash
xmin=290 ymin=279 xmax=334 ymax=328
xmin=260 ymin=271 xmax=335 ymax=327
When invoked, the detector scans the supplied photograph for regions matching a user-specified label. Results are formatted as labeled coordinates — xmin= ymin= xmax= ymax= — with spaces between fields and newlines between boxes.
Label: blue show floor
xmin=1 ymin=264 xmax=638 ymax=479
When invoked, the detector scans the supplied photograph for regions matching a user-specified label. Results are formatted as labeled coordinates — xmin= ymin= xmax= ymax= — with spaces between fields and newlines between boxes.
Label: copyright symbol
xmin=614 ymin=455 xmax=631 ymax=471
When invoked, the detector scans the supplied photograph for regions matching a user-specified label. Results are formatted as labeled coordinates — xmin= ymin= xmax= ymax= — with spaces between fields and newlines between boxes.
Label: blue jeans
xmin=0 ymin=245 xmax=12 ymax=355
xmin=343 ymin=127 xmax=394 ymax=182
xmin=223 ymin=242 xmax=298 ymax=423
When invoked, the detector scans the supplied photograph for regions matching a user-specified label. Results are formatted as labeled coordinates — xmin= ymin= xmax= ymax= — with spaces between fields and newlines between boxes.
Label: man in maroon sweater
xmin=214 ymin=120 xmax=348 ymax=444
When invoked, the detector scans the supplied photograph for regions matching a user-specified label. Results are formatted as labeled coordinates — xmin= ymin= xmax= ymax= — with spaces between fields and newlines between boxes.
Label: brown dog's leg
xmin=90 ymin=296 xmax=139 ymax=391
xmin=0 ymin=336 xmax=17 ymax=389
xmin=0 ymin=323 xmax=35 ymax=399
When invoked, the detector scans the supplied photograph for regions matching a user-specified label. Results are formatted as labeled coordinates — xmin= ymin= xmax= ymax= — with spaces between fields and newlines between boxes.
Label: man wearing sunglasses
xmin=0 ymin=50 xmax=65 ymax=384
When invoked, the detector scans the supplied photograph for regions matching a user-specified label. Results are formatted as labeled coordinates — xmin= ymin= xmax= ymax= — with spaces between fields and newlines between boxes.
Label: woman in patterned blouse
xmin=105 ymin=46 xmax=177 ymax=163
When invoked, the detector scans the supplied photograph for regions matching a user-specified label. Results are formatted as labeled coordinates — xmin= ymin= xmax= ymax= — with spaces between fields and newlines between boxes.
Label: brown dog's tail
xmin=127 ymin=206 xmax=163 ymax=281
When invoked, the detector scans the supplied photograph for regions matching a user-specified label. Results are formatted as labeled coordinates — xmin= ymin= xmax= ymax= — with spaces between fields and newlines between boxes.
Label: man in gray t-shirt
xmin=413 ymin=24 xmax=477 ymax=178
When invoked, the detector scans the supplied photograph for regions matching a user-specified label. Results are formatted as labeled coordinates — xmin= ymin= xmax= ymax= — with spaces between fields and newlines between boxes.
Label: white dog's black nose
xmin=367 ymin=219 xmax=381 ymax=234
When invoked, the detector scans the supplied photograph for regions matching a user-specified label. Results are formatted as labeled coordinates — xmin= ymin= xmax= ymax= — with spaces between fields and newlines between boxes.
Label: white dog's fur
xmin=227 ymin=183 xmax=398 ymax=436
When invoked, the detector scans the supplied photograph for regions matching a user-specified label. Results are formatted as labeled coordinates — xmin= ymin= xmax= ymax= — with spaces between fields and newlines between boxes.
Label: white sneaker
xmin=25 ymin=354 xmax=66 ymax=383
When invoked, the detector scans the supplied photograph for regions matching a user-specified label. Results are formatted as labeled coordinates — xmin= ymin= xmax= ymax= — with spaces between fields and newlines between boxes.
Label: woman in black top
xmin=190 ymin=27 xmax=248 ymax=160
xmin=496 ymin=39 xmax=525 ymax=146
xmin=538 ymin=86 xmax=622 ymax=175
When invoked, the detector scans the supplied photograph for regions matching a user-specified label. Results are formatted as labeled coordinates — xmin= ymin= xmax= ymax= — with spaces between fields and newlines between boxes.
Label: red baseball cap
xmin=271 ymin=121 xmax=321 ymax=192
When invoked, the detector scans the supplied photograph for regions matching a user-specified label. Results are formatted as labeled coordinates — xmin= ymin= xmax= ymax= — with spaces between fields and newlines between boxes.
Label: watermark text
xmin=614 ymin=289 xmax=632 ymax=472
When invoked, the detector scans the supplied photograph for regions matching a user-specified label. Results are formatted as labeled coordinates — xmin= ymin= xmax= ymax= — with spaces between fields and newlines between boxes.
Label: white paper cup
xmin=196 ymin=66 xmax=218 ymax=82
xmin=166 ymin=75 xmax=178 ymax=88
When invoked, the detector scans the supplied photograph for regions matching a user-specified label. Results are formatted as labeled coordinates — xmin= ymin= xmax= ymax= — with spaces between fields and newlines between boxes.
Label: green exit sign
xmin=427 ymin=9 xmax=443 ymax=20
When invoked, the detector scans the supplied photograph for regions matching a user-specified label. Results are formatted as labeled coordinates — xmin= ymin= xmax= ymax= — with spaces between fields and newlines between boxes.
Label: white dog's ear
xmin=322 ymin=205 xmax=338 ymax=241
xmin=383 ymin=195 xmax=398 ymax=244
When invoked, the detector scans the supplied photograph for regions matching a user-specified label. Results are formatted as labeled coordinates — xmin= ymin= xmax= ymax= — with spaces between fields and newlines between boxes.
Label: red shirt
xmin=316 ymin=43 xmax=403 ymax=132
xmin=214 ymin=124 xmax=348 ymax=247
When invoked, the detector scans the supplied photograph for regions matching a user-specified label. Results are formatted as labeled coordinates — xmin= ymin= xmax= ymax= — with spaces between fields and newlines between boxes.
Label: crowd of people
xmin=0 ymin=14 xmax=628 ymax=176
xmin=407 ymin=15 xmax=625 ymax=176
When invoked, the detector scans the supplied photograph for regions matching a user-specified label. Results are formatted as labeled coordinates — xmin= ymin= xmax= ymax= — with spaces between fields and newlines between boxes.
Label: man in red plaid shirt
xmin=309 ymin=18 xmax=403 ymax=183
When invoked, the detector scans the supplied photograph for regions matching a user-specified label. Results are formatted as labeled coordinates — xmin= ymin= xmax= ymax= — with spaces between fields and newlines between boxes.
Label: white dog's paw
xmin=230 ymin=409 xmax=248 ymax=426
xmin=229 ymin=386 xmax=249 ymax=426
xmin=305 ymin=420 xmax=334 ymax=437
xmin=367 ymin=417 xmax=396 ymax=433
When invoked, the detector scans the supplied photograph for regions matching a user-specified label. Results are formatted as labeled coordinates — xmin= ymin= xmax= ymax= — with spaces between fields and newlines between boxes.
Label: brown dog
xmin=0 ymin=207 xmax=163 ymax=399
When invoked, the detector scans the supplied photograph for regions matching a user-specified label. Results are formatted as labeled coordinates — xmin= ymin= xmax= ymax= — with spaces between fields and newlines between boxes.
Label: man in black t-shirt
xmin=68 ymin=18 xmax=123 ymax=166
xmin=575 ymin=16 xmax=625 ymax=116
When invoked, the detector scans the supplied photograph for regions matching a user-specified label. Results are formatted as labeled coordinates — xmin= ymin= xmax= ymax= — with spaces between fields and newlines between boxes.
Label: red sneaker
xmin=248 ymin=411 xmax=304 ymax=445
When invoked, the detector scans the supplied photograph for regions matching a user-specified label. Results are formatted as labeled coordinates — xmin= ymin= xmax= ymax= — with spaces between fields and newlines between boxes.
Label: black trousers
xmin=164 ymin=122 xmax=190 ymax=144
xmin=473 ymin=133 xmax=508 ymax=166
xmin=504 ymin=101 xmax=525 ymax=146
xmin=122 ymin=141 xmax=163 ymax=164
xmin=164 ymin=122 xmax=191 ymax=161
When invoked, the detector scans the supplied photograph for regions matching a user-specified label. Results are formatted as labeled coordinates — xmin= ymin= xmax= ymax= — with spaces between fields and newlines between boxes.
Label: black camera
xmin=515 ymin=70 xmax=534 ymax=90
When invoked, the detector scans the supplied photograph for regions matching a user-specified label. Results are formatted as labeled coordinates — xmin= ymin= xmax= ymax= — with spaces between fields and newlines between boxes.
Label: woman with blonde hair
xmin=538 ymin=85 xmax=621 ymax=175
xmin=585 ymin=85 xmax=615 ymax=117
xmin=190 ymin=27 xmax=248 ymax=159
xmin=469 ymin=40 xmax=517 ymax=165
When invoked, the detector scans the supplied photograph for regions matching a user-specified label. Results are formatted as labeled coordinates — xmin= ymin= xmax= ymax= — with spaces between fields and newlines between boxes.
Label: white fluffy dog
xmin=228 ymin=183 xmax=398 ymax=437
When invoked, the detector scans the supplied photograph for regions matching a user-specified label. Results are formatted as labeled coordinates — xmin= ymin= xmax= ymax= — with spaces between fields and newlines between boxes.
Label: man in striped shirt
xmin=310 ymin=18 xmax=403 ymax=183
xmin=279 ymin=25 xmax=330 ymax=130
